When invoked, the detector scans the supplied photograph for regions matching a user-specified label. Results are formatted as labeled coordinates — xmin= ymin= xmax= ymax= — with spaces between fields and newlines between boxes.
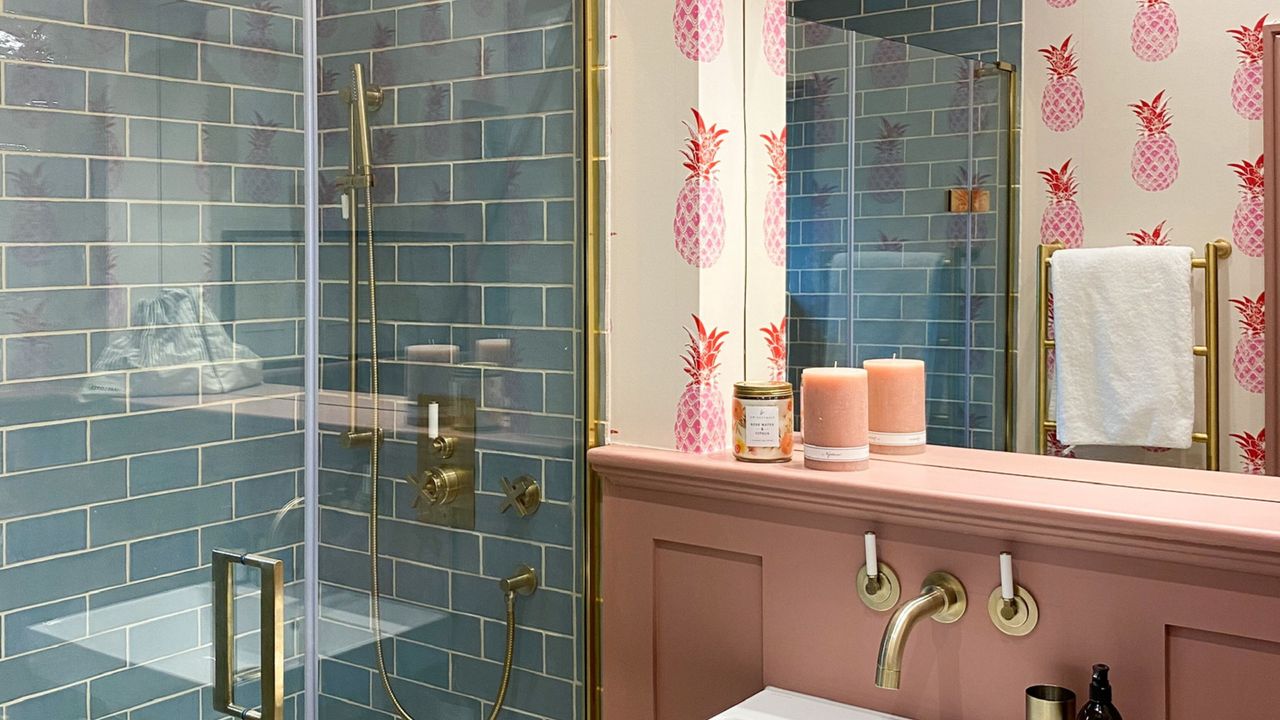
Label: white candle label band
xmin=804 ymin=444 xmax=870 ymax=462
xmin=868 ymin=430 xmax=927 ymax=447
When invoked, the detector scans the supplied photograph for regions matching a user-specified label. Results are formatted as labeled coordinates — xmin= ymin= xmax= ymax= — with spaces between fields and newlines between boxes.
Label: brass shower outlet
xmin=409 ymin=395 xmax=476 ymax=530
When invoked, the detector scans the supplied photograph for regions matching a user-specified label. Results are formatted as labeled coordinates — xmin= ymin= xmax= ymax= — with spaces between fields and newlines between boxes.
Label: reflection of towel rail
xmin=1037 ymin=239 xmax=1232 ymax=470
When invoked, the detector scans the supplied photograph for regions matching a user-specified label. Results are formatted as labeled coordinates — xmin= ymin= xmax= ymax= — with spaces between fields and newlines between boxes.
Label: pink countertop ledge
xmin=589 ymin=444 xmax=1280 ymax=576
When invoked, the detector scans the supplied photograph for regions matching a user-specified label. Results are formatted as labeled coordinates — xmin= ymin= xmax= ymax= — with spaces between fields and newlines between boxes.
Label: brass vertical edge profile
xmin=1000 ymin=62 xmax=1020 ymax=453
xmin=582 ymin=0 xmax=605 ymax=715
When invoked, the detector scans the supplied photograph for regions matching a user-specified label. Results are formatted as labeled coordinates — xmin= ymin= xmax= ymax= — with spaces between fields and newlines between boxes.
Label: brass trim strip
xmin=582 ymin=0 xmax=604 ymax=715
xmin=1036 ymin=243 xmax=1060 ymax=456
xmin=1000 ymin=62 xmax=1020 ymax=453
xmin=213 ymin=550 xmax=285 ymax=720
xmin=1038 ymin=240 xmax=1231 ymax=469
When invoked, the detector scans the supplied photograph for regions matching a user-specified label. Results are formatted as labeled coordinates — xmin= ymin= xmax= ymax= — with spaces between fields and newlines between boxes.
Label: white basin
xmin=711 ymin=688 xmax=912 ymax=720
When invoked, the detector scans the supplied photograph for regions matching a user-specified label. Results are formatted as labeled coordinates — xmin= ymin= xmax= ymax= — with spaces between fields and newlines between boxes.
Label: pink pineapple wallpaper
xmin=1040 ymin=36 xmax=1084 ymax=132
xmin=674 ymin=109 xmax=731 ymax=268
xmin=609 ymin=0 xmax=785 ymax=453
xmin=1022 ymin=2 xmax=1270 ymax=474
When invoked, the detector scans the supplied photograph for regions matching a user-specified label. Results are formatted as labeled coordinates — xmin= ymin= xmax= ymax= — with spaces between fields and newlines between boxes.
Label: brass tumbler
xmin=1026 ymin=685 xmax=1076 ymax=720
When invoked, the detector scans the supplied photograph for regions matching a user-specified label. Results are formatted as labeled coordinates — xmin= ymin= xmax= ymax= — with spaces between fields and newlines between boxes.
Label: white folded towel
xmin=1051 ymin=245 xmax=1195 ymax=449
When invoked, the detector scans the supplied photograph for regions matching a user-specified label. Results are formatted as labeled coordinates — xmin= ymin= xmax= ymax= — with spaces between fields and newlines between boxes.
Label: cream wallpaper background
xmin=1019 ymin=0 xmax=1269 ymax=474
xmin=607 ymin=0 xmax=786 ymax=452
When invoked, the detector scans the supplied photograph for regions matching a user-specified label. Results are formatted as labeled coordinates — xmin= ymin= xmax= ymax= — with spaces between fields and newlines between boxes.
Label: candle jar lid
xmin=734 ymin=381 xmax=793 ymax=399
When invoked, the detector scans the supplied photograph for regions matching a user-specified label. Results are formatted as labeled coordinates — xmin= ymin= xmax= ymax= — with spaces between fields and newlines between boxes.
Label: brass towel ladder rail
xmin=212 ymin=550 xmax=285 ymax=720
xmin=1036 ymin=239 xmax=1232 ymax=470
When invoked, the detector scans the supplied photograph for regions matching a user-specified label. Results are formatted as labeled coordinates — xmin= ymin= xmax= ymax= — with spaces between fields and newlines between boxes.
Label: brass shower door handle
xmin=213 ymin=550 xmax=284 ymax=720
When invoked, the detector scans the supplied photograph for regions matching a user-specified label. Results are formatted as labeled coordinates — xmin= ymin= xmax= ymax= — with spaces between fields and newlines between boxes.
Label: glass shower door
xmin=313 ymin=2 xmax=584 ymax=719
xmin=0 ymin=1 xmax=308 ymax=717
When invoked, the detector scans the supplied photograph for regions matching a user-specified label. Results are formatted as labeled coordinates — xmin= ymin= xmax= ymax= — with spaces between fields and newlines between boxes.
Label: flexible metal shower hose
xmin=360 ymin=186 xmax=520 ymax=720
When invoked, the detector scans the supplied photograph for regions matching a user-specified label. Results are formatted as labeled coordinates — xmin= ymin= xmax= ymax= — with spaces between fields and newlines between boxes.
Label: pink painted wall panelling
xmin=596 ymin=446 xmax=1280 ymax=719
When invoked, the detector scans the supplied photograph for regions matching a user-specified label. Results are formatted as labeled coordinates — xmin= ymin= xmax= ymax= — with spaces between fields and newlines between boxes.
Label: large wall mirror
xmin=764 ymin=2 xmax=1276 ymax=476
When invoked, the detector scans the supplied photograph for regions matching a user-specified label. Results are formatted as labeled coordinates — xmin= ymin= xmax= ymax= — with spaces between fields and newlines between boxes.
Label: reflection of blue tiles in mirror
xmin=788 ymin=2 xmax=1020 ymax=450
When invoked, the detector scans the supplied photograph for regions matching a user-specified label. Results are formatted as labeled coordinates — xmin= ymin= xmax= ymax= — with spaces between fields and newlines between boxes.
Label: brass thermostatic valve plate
xmin=410 ymin=395 xmax=476 ymax=530
xmin=856 ymin=563 xmax=901 ymax=612
xmin=988 ymin=586 xmax=1039 ymax=636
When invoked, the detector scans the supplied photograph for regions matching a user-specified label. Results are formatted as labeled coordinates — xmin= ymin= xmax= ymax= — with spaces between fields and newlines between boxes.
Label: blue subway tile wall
xmin=0 ymin=1 xmax=307 ymax=717
xmin=316 ymin=1 xmax=582 ymax=718
xmin=787 ymin=1 xmax=1016 ymax=449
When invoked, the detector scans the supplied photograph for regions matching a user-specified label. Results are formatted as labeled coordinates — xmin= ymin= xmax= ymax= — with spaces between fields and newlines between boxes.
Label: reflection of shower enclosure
xmin=0 ymin=2 xmax=583 ymax=719
xmin=787 ymin=23 xmax=1016 ymax=450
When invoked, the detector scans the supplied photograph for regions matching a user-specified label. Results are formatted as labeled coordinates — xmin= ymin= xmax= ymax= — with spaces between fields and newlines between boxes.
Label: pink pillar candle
xmin=801 ymin=368 xmax=870 ymax=471
xmin=864 ymin=358 xmax=926 ymax=455
xmin=407 ymin=344 xmax=459 ymax=364
xmin=475 ymin=338 xmax=513 ymax=365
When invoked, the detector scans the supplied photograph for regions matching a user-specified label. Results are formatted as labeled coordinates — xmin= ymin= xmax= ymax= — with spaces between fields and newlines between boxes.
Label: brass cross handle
xmin=499 ymin=475 xmax=541 ymax=517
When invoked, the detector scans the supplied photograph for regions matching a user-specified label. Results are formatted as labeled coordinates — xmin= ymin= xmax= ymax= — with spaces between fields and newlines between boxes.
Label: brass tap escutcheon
xmin=856 ymin=563 xmax=901 ymax=612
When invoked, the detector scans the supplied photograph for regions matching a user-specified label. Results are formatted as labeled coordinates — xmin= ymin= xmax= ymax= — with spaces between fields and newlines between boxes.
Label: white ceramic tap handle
xmin=865 ymin=532 xmax=879 ymax=578
xmin=1000 ymin=552 xmax=1015 ymax=601
xmin=427 ymin=402 xmax=440 ymax=440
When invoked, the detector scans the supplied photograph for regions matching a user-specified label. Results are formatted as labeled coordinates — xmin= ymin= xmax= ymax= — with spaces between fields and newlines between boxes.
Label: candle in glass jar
xmin=801 ymin=367 xmax=870 ymax=471
xmin=864 ymin=358 xmax=926 ymax=455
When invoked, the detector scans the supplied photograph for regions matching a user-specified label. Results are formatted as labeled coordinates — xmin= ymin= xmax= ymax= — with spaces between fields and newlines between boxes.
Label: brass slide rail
xmin=1037 ymin=239 xmax=1232 ymax=470
xmin=213 ymin=550 xmax=285 ymax=720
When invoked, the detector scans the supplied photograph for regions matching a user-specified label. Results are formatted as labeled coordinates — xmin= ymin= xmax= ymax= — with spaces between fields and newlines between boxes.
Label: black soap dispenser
xmin=1077 ymin=664 xmax=1123 ymax=720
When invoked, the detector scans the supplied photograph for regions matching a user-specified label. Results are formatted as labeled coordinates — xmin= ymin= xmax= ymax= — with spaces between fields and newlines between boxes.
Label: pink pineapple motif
xmin=870 ymin=39 xmax=908 ymax=89
xmin=1128 ymin=221 xmax=1170 ymax=246
xmin=673 ymin=0 xmax=725 ymax=62
xmin=1040 ymin=36 xmax=1084 ymax=133
xmin=1230 ymin=293 xmax=1265 ymax=394
xmin=1038 ymin=160 xmax=1083 ymax=248
xmin=1046 ymin=0 xmax=1077 ymax=7
xmin=803 ymin=21 xmax=837 ymax=47
xmin=1045 ymin=429 xmax=1075 ymax=458
xmin=1130 ymin=91 xmax=1179 ymax=192
xmin=1229 ymin=155 xmax=1265 ymax=257
xmin=243 ymin=112 xmax=281 ymax=203
xmin=674 ymin=109 xmax=729 ymax=268
xmin=869 ymin=119 xmax=909 ymax=203
xmin=675 ymin=315 xmax=729 ymax=454
xmin=1229 ymin=17 xmax=1267 ymax=121
xmin=878 ymin=232 xmax=904 ymax=252
xmin=761 ymin=128 xmax=787 ymax=267
xmin=807 ymin=73 xmax=839 ymax=143
xmin=761 ymin=317 xmax=787 ymax=382
xmin=1231 ymin=429 xmax=1267 ymax=475
xmin=1131 ymin=0 xmax=1179 ymax=62
xmin=948 ymin=61 xmax=976 ymax=134
xmin=243 ymin=1 xmax=281 ymax=50
xmin=5 ymin=164 xmax=55 ymax=243
xmin=763 ymin=0 xmax=786 ymax=76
